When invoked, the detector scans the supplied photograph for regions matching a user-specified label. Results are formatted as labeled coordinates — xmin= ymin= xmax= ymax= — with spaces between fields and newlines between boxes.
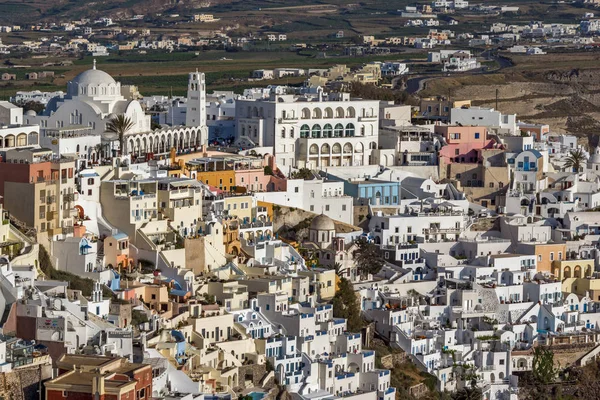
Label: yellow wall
xmin=224 ymin=196 xmax=253 ymax=221
xmin=317 ymin=269 xmax=337 ymax=300
xmin=535 ymin=244 xmax=567 ymax=274
xmin=551 ymin=259 xmax=594 ymax=280
xmin=563 ymin=278 xmax=600 ymax=301
xmin=257 ymin=201 xmax=274 ymax=220
xmin=194 ymin=170 xmax=236 ymax=191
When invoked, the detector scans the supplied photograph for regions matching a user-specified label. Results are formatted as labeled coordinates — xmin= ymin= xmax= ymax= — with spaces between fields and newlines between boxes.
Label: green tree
xmin=564 ymin=148 xmax=588 ymax=173
xmin=452 ymin=386 xmax=482 ymax=400
xmin=352 ymin=237 xmax=385 ymax=277
xmin=290 ymin=168 xmax=314 ymax=180
xmin=333 ymin=277 xmax=363 ymax=332
xmin=532 ymin=346 xmax=557 ymax=384
xmin=106 ymin=114 xmax=135 ymax=156
xmin=264 ymin=165 xmax=274 ymax=175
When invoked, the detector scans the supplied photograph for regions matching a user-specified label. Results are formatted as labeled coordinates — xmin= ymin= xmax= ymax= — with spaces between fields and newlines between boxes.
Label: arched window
xmin=334 ymin=124 xmax=344 ymax=137
xmin=309 ymin=144 xmax=319 ymax=154
xmin=302 ymin=108 xmax=311 ymax=119
xmin=345 ymin=123 xmax=355 ymax=137
xmin=290 ymin=127 xmax=295 ymax=138
xmin=336 ymin=107 xmax=344 ymax=118
xmin=312 ymin=108 xmax=322 ymax=119
xmin=300 ymin=124 xmax=310 ymax=138
xmin=281 ymin=127 xmax=286 ymax=138
xmin=343 ymin=143 xmax=353 ymax=153
xmin=332 ymin=143 xmax=342 ymax=154
xmin=311 ymin=124 xmax=322 ymax=138
xmin=323 ymin=124 xmax=333 ymax=138
xmin=321 ymin=143 xmax=330 ymax=154
xmin=324 ymin=107 xmax=333 ymax=118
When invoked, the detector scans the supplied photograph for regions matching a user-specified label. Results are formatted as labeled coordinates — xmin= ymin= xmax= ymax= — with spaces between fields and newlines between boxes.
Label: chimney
xmin=92 ymin=374 xmax=105 ymax=400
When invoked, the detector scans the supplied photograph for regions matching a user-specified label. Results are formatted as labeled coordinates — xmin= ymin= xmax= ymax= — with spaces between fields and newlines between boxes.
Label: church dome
xmin=71 ymin=68 xmax=116 ymax=87
xmin=311 ymin=214 xmax=335 ymax=231
xmin=67 ymin=62 xmax=121 ymax=99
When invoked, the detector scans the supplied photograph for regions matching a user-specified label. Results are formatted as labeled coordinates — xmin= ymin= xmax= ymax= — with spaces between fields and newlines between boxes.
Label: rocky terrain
xmin=421 ymin=54 xmax=600 ymax=145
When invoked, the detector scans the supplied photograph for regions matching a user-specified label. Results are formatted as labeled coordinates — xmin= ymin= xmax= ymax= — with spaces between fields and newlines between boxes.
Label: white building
xmin=450 ymin=106 xmax=517 ymax=134
xmin=0 ymin=102 xmax=40 ymax=153
xmin=234 ymin=91 xmax=380 ymax=170
xmin=253 ymin=178 xmax=354 ymax=224
xmin=24 ymin=62 xmax=208 ymax=159
xmin=12 ymin=90 xmax=65 ymax=105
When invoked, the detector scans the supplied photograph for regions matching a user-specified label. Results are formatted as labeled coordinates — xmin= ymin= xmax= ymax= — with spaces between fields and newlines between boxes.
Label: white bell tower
xmin=185 ymin=70 xmax=208 ymax=147
xmin=186 ymin=70 xmax=206 ymax=127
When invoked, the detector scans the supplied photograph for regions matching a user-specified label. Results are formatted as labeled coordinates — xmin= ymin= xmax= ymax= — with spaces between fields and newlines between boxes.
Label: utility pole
xmin=495 ymin=88 xmax=499 ymax=111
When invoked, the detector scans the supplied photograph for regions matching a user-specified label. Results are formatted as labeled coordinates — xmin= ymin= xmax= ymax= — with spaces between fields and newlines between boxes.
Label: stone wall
xmin=409 ymin=383 xmax=429 ymax=398
xmin=380 ymin=352 xmax=409 ymax=369
xmin=0 ymin=363 xmax=52 ymax=400
xmin=238 ymin=363 xmax=271 ymax=388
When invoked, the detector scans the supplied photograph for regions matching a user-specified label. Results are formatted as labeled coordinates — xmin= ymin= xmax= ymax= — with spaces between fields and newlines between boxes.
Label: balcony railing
xmin=63 ymin=193 xmax=75 ymax=202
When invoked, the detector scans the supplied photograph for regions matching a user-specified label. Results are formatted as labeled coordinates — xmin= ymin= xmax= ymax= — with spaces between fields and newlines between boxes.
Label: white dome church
xmin=24 ymin=61 xmax=207 ymax=161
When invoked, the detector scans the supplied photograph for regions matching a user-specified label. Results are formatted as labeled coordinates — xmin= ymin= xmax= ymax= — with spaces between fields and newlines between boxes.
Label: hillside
xmin=0 ymin=0 xmax=364 ymax=23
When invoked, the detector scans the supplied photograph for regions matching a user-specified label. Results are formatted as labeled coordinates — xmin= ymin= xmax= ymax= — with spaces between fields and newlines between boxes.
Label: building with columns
xmin=234 ymin=91 xmax=380 ymax=171
xmin=24 ymin=62 xmax=208 ymax=163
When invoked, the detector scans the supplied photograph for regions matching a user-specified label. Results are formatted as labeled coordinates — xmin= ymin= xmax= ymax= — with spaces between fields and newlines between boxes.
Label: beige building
xmin=0 ymin=148 xmax=76 ymax=243
xmin=100 ymin=177 xmax=204 ymax=245
xmin=299 ymin=268 xmax=337 ymax=301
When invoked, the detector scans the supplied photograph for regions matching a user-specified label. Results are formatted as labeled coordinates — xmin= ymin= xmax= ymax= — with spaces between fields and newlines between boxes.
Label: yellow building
xmin=300 ymin=269 xmax=337 ymax=301
xmin=194 ymin=170 xmax=236 ymax=191
xmin=552 ymin=259 xmax=594 ymax=280
xmin=223 ymin=195 xmax=254 ymax=221
xmin=563 ymin=278 xmax=600 ymax=301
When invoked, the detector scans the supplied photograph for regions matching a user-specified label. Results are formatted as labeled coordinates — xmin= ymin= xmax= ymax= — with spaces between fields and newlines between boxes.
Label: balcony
xmin=425 ymin=227 xmax=462 ymax=234
xmin=358 ymin=115 xmax=377 ymax=122
xmin=63 ymin=193 xmax=76 ymax=202
xmin=240 ymin=221 xmax=273 ymax=229
xmin=46 ymin=196 xmax=55 ymax=204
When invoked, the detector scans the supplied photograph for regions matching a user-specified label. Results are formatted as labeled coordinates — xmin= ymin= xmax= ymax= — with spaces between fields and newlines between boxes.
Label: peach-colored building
xmin=518 ymin=122 xmax=550 ymax=142
xmin=436 ymin=125 xmax=495 ymax=164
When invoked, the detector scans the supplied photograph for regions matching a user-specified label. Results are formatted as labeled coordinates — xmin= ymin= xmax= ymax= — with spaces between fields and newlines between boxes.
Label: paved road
xmin=404 ymin=53 xmax=514 ymax=95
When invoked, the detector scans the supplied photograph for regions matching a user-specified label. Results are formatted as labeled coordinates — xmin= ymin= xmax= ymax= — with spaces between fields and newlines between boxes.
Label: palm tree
xmin=564 ymin=148 xmax=588 ymax=173
xmin=106 ymin=115 xmax=135 ymax=157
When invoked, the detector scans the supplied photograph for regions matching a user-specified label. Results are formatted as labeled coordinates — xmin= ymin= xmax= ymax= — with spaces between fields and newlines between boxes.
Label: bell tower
xmin=186 ymin=70 xmax=206 ymax=127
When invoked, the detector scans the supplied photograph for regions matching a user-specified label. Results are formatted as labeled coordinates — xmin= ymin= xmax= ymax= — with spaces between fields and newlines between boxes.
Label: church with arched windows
xmin=24 ymin=62 xmax=208 ymax=164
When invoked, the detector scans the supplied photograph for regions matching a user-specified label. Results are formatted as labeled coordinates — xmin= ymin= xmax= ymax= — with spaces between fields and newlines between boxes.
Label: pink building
xmin=436 ymin=125 xmax=495 ymax=163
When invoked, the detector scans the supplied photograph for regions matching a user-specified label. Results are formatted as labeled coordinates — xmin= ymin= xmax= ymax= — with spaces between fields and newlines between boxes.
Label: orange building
xmin=518 ymin=242 xmax=567 ymax=274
